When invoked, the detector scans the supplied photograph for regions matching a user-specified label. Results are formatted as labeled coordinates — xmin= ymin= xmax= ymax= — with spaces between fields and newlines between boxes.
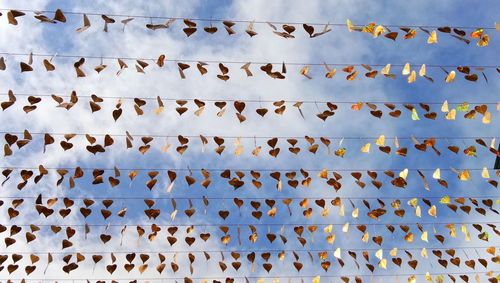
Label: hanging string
xmin=2 ymin=91 xmax=498 ymax=105
xmin=0 ymin=131 xmax=496 ymax=141
xmin=0 ymin=271 xmax=495 ymax=281
xmin=0 ymin=8 xmax=495 ymax=30
xmin=0 ymin=245 xmax=496 ymax=254
xmin=0 ymin=166 xmax=489 ymax=172
xmin=1 ymin=221 xmax=498 ymax=227
xmin=0 ymin=52 xmax=498 ymax=68
xmin=0 ymin=195 xmax=495 ymax=200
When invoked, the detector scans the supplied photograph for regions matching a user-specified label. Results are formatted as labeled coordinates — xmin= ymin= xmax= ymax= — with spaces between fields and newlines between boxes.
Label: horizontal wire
xmin=0 ymin=7 xmax=496 ymax=30
xmin=0 ymin=52 xmax=499 ymax=68
xmin=0 ymin=166 xmax=488 ymax=172
xmin=1 ymin=131 xmax=498 ymax=141
xmin=1 ymin=245 xmax=497 ymax=254
xmin=1 ymin=271 xmax=498 ymax=281
xmin=3 ymin=91 xmax=500 ymax=105
xmin=0 ymin=195 xmax=496 ymax=201
xmin=3 ymin=221 xmax=499 ymax=227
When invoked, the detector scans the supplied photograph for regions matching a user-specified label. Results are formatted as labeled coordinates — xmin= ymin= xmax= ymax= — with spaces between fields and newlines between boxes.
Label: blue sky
xmin=0 ymin=0 xmax=498 ymax=282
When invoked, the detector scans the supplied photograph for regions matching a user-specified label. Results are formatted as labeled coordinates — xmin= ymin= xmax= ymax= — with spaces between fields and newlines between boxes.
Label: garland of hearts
xmin=2 ymin=166 xmax=498 ymax=192
xmin=1 ymin=222 xmax=497 ymax=256
xmin=2 ymin=91 xmax=497 ymax=124
xmin=2 ymin=131 xmax=499 ymax=158
xmin=2 ymin=194 xmax=497 ymax=222
xmin=2 ymin=8 xmax=497 ymax=47
xmin=1 ymin=53 xmax=499 ymax=83
xmin=0 ymin=246 xmax=497 ymax=276
xmin=0 ymin=274 xmax=499 ymax=283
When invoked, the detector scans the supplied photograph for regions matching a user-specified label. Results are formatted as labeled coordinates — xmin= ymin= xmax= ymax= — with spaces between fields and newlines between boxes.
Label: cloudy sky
xmin=0 ymin=0 xmax=498 ymax=282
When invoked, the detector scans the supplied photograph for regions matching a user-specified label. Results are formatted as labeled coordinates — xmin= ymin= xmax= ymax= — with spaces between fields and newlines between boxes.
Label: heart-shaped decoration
xmin=450 ymin=257 xmax=461 ymax=266
xmin=370 ymin=110 xmax=383 ymax=118
xmin=176 ymin=145 xmax=188 ymax=155
xmin=269 ymin=148 xmax=280 ymax=157
xmin=234 ymin=101 xmax=245 ymax=113
xmin=8 ymin=208 xmax=19 ymax=219
xmin=392 ymin=257 xmax=402 ymax=266
xmin=267 ymin=138 xmax=278 ymax=148
xmin=408 ymin=260 xmax=418 ymax=269
xmin=124 ymin=263 xmax=135 ymax=272
xmin=457 ymin=66 xmax=470 ymax=74
xmin=233 ymin=198 xmax=244 ymax=208
xmin=62 ymin=239 xmax=73 ymax=249
xmin=464 ymin=74 xmax=478 ymax=81
xmin=256 ymin=108 xmax=268 ymax=116
xmin=475 ymin=104 xmax=487 ymax=115
xmin=465 ymin=259 xmax=475 ymax=269
xmin=218 ymin=210 xmax=230 ymax=220
xmin=424 ymin=112 xmax=437 ymax=119
xmin=185 ymin=237 xmax=196 ymax=246
xmin=100 ymin=234 xmax=111 ymax=244
xmin=316 ymin=110 xmax=334 ymax=121
xmin=288 ymin=180 xmax=299 ymax=188
xmin=372 ymin=236 xmax=383 ymax=246
xmin=25 ymin=265 xmax=36 ymax=275
xmin=415 ymin=144 xmax=427 ymax=151
xmin=200 ymin=233 xmax=211 ymax=241
xmin=10 ymin=225 xmax=21 ymax=236
xmin=7 ymin=264 xmax=18 ymax=274
xmin=183 ymin=27 xmax=197 ymax=37
xmin=167 ymin=237 xmax=177 ymax=246
xmin=379 ymin=146 xmax=391 ymax=154
xmin=262 ymin=263 xmax=273 ymax=273
xmin=184 ymin=209 xmax=195 ymax=217
xmin=294 ymin=226 xmax=304 ymax=236
xmin=125 ymin=253 xmax=135 ymax=263
xmin=438 ymin=259 xmax=448 ymax=267
xmin=283 ymin=25 xmax=296 ymax=34
xmin=389 ymin=110 xmax=402 ymax=117
xmin=106 ymin=264 xmax=117 ymax=274
xmin=112 ymin=108 xmax=122 ymax=121
xmin=251 ymin=211 xmax=262 ymax=219
xmin=214 ymin=101 xmax=226 ymax=109
xmin=203 ymin=26 xmax=218 ymax=34
xmin=4 ymin=134 xmax=18 ymax=146
xmin=395 ymin=147 xmax=408 ymax=156
xmin=250 ymin=201 xmax=261 ymax=210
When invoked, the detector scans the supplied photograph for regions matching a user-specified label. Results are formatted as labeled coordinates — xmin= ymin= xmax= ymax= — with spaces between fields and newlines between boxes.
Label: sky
xmin=0 ymin=0 xmax=498 ymax=282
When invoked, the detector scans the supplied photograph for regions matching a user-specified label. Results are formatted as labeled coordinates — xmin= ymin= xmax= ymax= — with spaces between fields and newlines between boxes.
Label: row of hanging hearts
xmin=3 ymin=166 xmax=497 ymax=193
xmin=4 ymin=8 xmax=496 ymax=47
xmin=1 ymin=222 xmax=497 ymax=250
xmin=4 ymin=54 xmax=498 ymax=83
xmin=3 ymin=131 xmax=498 ymax=159
xmin=1 ymin=90 xmax=497 ymax=123
xmin=0 ymin=247 xmax=497 ymax=276
xmin=2 ymin=194 xmax=497 ymax=223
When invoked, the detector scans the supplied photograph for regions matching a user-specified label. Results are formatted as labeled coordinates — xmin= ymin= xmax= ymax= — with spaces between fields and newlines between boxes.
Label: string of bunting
xmin=2 ymin=193 xmax=498 ymax=222
xmin=1 ymin=274 xmax=500 ymax=283
xmin=1 ymin=90 xmax=498 ymax=123
xmin=0 ymin=222 xmax=498 ymax=261
xmin=1 ymin=166 xmax=498 ymax=191
xmin=2 ymin=130 xmax=499 ymax=158
xmin=0 ymin=245 xmax=497 ymax=276
xmin=4 ymin=90 xmax=500 ymax=104
xmin=1 ymin=8 xmax=499 ymax=47
xmin=1 ymin=52 xmax=499 ymax=83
